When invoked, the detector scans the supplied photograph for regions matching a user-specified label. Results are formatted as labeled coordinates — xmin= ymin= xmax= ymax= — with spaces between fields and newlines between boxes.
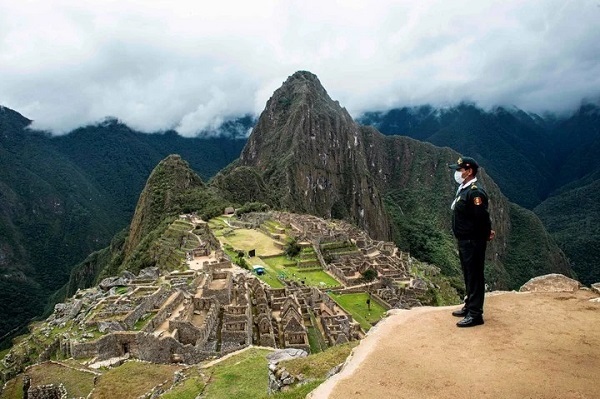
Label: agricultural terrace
xmin=328 ymin=292 xmax=387 ymax=331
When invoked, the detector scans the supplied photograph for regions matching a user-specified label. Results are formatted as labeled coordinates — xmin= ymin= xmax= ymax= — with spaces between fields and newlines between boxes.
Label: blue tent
xmin=252 ymin=265 xmax=265 ymax=275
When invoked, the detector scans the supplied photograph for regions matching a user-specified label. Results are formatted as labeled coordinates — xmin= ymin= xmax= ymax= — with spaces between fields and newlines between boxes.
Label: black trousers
xmin=458 ymin=239 xmax=487 ymax=318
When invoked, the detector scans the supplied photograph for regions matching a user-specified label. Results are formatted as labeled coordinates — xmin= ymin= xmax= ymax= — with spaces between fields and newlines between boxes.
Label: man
xmin=448 ymin=157 xmax=495 ymax=327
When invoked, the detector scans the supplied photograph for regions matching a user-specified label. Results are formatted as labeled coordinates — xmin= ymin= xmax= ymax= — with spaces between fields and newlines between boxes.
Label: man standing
xmin=448 ymin=157 xmax=495 ymax=327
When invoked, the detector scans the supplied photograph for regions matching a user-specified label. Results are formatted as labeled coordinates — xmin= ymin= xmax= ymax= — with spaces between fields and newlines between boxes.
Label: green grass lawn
xmin=1 ymin=362 xmax=96 ymax=399
xmin=328 ymin=292 xmax=387 ymax=331
xmin=218 ymin=228 xmax=283 ymax=257
xmin=248 ymin=257 xmax=285 ymax=288
xmin=201 ymin=348 xmax=272 ymax=399
xmin=160 ymin=368 xmax=205 ymax=399
xmin=92 ymin=361 xmax=181 ymax=399
xmin=262 ymin=256 xmax=341 ymax=288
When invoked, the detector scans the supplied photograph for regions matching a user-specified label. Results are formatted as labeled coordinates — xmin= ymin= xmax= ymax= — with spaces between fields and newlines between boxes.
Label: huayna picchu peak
xmin=236 ymin=71 xmax=392 ymax=241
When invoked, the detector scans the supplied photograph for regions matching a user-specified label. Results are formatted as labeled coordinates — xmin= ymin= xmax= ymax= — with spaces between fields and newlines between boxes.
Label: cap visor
xmin=448 ymin=163 xmax=461 ymax=170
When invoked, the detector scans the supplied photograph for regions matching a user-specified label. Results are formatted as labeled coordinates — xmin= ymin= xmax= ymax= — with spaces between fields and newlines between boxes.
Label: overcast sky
xmin=1 ymin=0 xmax=599 ymax=136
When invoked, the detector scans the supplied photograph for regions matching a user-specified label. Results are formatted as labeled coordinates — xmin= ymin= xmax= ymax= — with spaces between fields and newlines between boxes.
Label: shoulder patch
xmin=473 ymin=197 xmax=483 ymax=206
xmin=471 ymin=184 xmax=477 ymax=189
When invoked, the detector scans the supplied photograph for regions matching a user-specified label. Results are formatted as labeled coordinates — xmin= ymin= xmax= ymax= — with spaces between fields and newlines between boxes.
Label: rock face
xmin=236 ymin=71 xmax=392 ymax=240
xmin=519 ymin=273 xmax=582 ymax=292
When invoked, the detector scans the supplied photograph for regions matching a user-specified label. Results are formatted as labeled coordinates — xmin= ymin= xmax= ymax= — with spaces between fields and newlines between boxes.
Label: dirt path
xmin=310 ymin=290 xmax=600 ymax=399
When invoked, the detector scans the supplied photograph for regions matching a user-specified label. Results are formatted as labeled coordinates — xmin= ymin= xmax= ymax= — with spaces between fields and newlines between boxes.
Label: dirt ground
xmin=310 ymin=290 xmax=600 ymax=399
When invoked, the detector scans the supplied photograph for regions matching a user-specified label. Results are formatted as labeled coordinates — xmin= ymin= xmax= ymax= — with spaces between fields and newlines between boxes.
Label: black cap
xmin=448 ymin=156 xmax=479 ymax=171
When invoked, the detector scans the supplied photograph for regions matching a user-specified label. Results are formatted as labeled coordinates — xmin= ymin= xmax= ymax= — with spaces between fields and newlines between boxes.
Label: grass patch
xmin=201 ymin=348 xmax=272 ymax=399
xmin=218 ymin=228 xmax=283 ymax=257
xmin=92 ymin=361 xmax=181 ymax=399
xmin=0 ymin=377 xmax=23 ymax=399
xmin=328 ymin=293 xmax=387 ymax=331
xmin=268 ymin=379 xmax=324 ymax=398
xmin=160 ymin=369 xmax=205 ymax=399
xmin=307 ymin=326 xmax=326 ymax=354
xmin=1 ymin=362 xmax=96 ymax=399
xmin=247 ymin=257 xmax=285 ymax=288
xmin=133 ymin=312 xmax=155 ymax=330
xmin=280 ymin=341 xmax=358 ymax=380
xmin=262 ymin=256 xmax=341 ymax=288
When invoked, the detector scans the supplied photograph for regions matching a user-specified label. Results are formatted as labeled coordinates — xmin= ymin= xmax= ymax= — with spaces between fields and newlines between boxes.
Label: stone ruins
xmin=1 ymin=211 xmax=436 ymax=388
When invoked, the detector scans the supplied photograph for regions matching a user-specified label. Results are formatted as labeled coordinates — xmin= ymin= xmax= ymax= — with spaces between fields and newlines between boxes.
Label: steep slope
xmin=535 ymin=176 xmax=600 ymax=285
xmin=550 ymin=103 xmax=600 ymax=185
xmin=52 ymin=120 xmax=247 ymax=215
xmin=124 ymin=154 xmax=205 ymax=254
xmin=222 ymin=71 xmax=392 ymax=240
xmin=0 ymin=107 xmax=121 ymax=341
xmin=360 ymin=104 xmax=554 ymax=209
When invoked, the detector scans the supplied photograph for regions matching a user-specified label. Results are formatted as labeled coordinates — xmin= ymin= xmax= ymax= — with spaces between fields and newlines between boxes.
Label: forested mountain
xmin=360 ymin=102 xmax=600 ymax=285
xmin=360 ymin=104 xmax=555 ymax=209
xmin=0 ymin=107 xmax=245 ymax=343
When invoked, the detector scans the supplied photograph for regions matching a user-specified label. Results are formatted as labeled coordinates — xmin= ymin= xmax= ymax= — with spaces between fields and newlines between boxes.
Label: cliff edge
xmin=310 ymin=275 xmax=600 ymax=399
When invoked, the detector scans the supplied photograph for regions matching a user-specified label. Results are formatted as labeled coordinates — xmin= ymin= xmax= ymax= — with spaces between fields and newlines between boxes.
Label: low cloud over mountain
xmin=1 ymin=0 xmax=599 ymax=135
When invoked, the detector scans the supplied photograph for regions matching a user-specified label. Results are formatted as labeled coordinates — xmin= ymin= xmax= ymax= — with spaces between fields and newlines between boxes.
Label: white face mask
xmin=454 ymin=170 xmax=465 ymax=185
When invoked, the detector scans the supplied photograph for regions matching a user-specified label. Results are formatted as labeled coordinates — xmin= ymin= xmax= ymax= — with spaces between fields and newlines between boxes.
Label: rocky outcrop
xmin=519 ymin=273 xmax=581 ymax=292
xmin=267 ymin=348 xmax=308 ymax=394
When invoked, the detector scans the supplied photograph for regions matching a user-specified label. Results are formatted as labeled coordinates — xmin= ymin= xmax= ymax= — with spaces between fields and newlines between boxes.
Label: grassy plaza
xmin=217 ymin=228 xmax=283 ymax=257
xmin=328 ymin=292 xmax=388 ymax=331
xmin=261 ymin=256 xmax=341 ymax=288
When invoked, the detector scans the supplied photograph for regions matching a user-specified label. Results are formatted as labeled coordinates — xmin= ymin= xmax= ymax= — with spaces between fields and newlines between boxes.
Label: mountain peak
xmin=281 ymin=70 xmax=328 ymax=95
xmin=124 ymin=154 xmax=205 ymax=255
xmin=235 ymin=72 xmax=392 ymax=240
xmin=0 ymin=105 xmax=32 ymax=132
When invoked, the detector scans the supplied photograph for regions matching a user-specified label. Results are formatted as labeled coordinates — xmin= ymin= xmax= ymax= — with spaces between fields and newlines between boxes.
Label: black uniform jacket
xmin=452 ymin=183 xmax=492 ymax=240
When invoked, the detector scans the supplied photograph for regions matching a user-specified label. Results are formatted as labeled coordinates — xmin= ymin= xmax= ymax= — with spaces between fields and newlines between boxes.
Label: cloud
xmin=0 ymin=0 xmax=599 ymax=135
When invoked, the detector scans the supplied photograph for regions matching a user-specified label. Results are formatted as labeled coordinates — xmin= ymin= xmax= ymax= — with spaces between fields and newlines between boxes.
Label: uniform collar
xmin=456 ymin=177 xmax=478 ymax=196
xmin=459 ymin=177 xmax=478 ymax=191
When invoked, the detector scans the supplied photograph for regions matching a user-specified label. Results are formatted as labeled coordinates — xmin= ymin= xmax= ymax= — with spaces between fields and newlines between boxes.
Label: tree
xmin=361 ymin=268 xmax=378 ymax=310
xmin=284 ymin=238 xmax=301 ymax=258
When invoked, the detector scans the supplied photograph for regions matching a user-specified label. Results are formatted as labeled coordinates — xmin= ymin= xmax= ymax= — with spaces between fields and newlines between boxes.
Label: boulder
xmin=122 ymin=270 xmax=136 ymax=280
xmin=591 ymin=283 xmax=600 ymax=296
xmin=266 ymin=348 xmax=308 ymax=364
xmin=99 ymin=276 xmax=129 ymax=291
xmin=137 ymin=267 xmax=160 ymax=280
xmin=519 ymin=274 xmax=581 ymax=293
xmin=97 ymin=321 xmax=125 ymax=333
